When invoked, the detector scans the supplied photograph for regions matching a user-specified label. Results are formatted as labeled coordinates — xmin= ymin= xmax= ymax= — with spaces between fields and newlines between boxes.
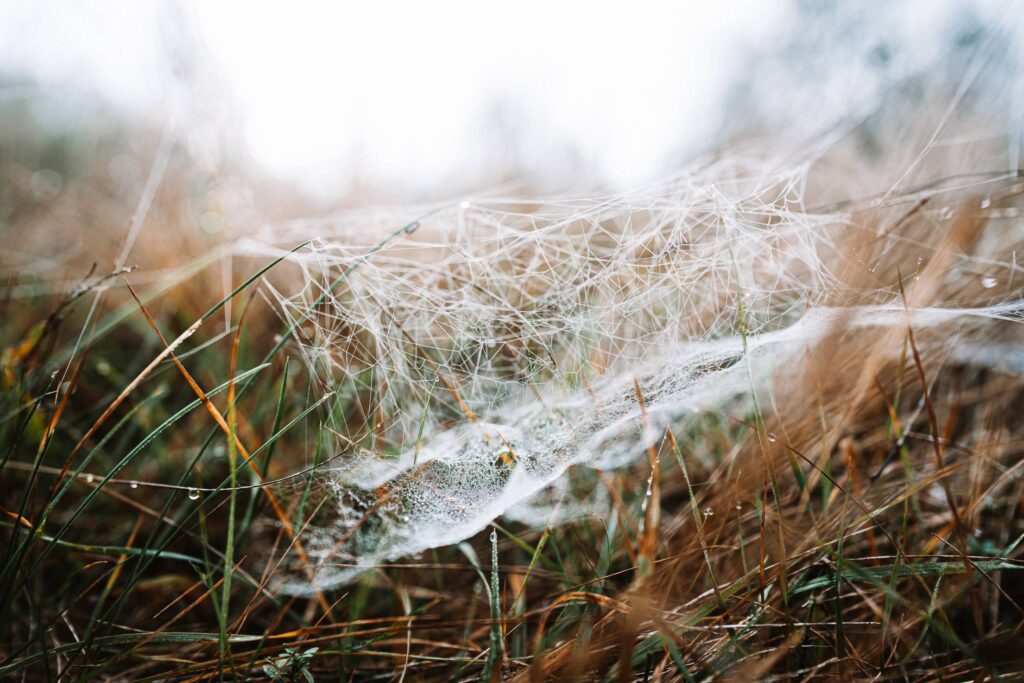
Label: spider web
xmin=236 ymin=151 xmax=1022 ymax=593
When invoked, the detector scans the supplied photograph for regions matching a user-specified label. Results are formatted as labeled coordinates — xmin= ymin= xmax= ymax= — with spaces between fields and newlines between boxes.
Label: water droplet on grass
xmin=129 ymin=481 xmax=138 ymax=489
xmin=981 ymin=276 xmax=998 ymax=288
xmin=200 ymin=210 xmax=223 ymax=235
xmin=187 ymin=488 xmax=200 ymax=501
xmin=85 ymin=474 xmax=94 ymax=484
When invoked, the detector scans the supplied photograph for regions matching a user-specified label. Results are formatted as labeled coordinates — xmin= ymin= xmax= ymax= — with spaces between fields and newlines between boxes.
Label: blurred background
xmin=0 ymin=0 xmax=1022 ymax=292
xmin=1 ymin=0 xmax=1019 ymax=206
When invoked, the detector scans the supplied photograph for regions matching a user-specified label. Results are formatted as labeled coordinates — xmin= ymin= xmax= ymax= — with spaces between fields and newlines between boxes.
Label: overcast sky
xmin=1 ymin=1 xmax=1019 ymax=198
xmin=0 ymin=1 xmax=789 ymax=195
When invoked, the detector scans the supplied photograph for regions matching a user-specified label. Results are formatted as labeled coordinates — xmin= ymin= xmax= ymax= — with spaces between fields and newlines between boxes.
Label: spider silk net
xmin=237 ymin=153 xmax=1023 ymax=593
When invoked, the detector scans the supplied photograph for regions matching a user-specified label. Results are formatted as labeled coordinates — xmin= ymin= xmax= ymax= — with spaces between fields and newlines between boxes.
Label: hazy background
xmin=0 ymin=0 xmax=1020 ymax=202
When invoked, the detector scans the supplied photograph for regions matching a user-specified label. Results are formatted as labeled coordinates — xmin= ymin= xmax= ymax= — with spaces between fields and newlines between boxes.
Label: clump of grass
xmin=2 ymin=83 xmax=1024 ymax=681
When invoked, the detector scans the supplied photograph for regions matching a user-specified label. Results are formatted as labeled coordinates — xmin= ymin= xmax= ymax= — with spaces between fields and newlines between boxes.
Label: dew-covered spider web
xmin=236 ymin=152 xmax=1024 ymax=593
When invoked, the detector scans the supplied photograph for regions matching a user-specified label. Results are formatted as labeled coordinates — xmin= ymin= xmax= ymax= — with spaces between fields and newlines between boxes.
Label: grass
xmin=2 ymin=110 xmax=1024 ymax=680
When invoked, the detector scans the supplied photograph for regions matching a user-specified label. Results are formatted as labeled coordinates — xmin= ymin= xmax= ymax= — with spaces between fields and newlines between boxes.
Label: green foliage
xmin=262 ymin=646 xmax=319 ymax=682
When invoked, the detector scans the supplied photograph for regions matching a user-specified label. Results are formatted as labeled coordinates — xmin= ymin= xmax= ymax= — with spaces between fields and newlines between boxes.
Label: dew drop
xmin=767 ymin=435 xmax=777 ymax=443
xmin=980 ymin=197 xmax=991 ymax=209
xmin=981 ymin=276 xmax=998 ymax=289
xmin=85 ymin=474 xmax=95 ymax=484
xmin=199 ymin=210 xmax=223 ymax=235
xmin=702 ymin=507 xmax=714 ymax=517
xmin=187 ymin=488 xmax=201 ymax=501
xmin=129 ymin=481 xmax=139 ymax=489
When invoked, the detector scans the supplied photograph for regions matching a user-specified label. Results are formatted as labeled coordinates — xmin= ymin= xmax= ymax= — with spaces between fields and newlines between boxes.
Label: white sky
xmin=3 ymin=2 xmax=788 ymax=195
xmin=194 ymin=2 xmax=786 ymax=194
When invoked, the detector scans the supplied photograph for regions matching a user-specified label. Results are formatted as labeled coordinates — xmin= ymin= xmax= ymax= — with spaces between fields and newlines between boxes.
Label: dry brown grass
xmin=1 ymin=90 xmax=1024 ymax=682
